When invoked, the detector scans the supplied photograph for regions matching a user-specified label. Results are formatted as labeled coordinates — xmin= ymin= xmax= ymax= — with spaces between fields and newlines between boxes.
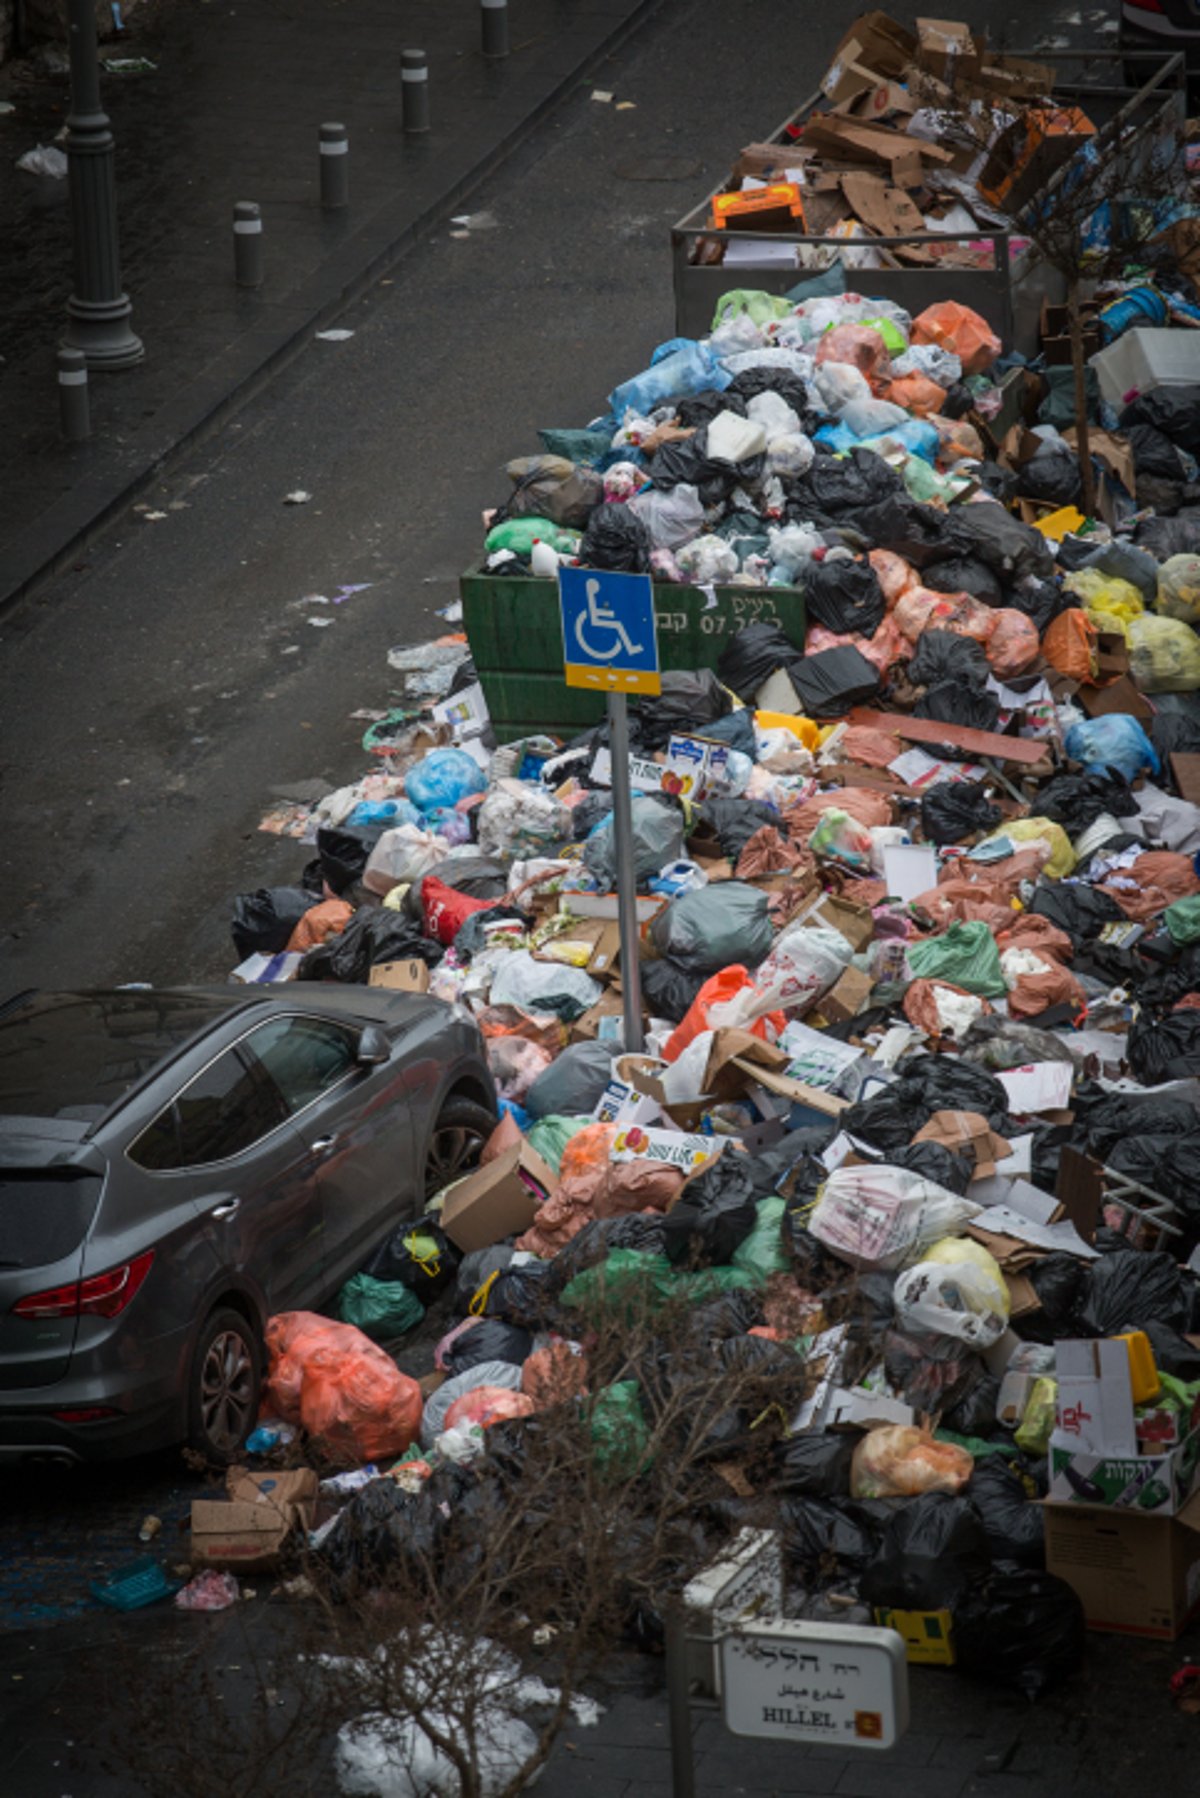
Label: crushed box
xmin=190 ymin=1467 xmax=318 ymax=1572
xmin=440 ymin=1141 xmax=556 ymax=1252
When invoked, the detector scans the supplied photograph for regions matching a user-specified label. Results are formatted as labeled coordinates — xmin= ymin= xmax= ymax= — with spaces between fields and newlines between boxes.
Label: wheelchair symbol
xmin=574 ymin=577 xmax=643 ymax=662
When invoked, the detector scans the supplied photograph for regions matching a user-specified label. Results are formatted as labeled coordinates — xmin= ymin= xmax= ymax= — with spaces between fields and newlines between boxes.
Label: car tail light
xmin=1125 ymin=0 xmax=1165 ymax=12
xmin=13 ymin=1250 xmax=155 ymax=1321
xmin=50 ymin=1407 xmax=120 ymax=1423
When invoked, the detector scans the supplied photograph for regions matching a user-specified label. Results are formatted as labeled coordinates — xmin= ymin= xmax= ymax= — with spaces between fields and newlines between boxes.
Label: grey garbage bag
xmin=648 ymin=881 xmax=774 ymax=974
xmin=583 ymin=795 xmax=683 ymax=887
xmin=524 ymin=1042 xmax=617 ymax=1120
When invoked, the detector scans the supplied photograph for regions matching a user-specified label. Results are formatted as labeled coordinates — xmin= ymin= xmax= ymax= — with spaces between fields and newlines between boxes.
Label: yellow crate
xmin=873 ymin=1606 xmax=956 ymax=1666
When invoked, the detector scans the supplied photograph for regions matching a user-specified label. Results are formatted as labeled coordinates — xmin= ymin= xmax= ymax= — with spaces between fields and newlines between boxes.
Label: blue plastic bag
xmin=346 ymin=798 xmax=421 ymax=830
xmin=604 ymin=340 xmax=730 ymax=428
xmin=1064 ymin=714 xmax=1161 ymax=781
xmin=405 ymin=748 xmax=487 ymax=813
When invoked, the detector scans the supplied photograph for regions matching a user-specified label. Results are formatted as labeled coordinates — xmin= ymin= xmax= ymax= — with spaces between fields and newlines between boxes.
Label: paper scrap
xmin=315 ymin=329 xmax=355 ymax=342
xmin=284 ymin=490 xmax=312 ymax=505
xmin=998 ymin=1062 xmax=1074 ymax=1115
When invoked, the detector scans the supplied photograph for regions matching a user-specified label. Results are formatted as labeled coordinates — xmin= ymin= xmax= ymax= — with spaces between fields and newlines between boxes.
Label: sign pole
xmin=607 ymin=690 xmax=645 ymax=1054
xmin=665 ymin=1609 xmax=696 ymax=1798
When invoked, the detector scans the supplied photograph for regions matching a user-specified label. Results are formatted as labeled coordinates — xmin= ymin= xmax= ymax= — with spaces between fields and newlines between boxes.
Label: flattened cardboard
xmin=1045 ymin=1494 xmax=1200 ymax=1638
xmin=369 ymin=959 xmax=431 ymax=993
xmin=802 ymin=113 xmax=953 ymax=172
xmin=808 ymin=893 xmax=875 ymax=952
xmin=813 ymin=964 xmax=874 ymax=1026
xmin=847 ymin=706 xmax=1052 ymax=768
xmin=839 ymin=174 xmax=933 ymax=260
xmin=191 ymin=1467 xmax=318 ymax=1571
xmin=914 ymin=17 xmax=982 ymax=86
xmin=440 ymin=1141 xmax=555 ymax=1252
xmin=821 ymin=11 xmax=917 ymax=103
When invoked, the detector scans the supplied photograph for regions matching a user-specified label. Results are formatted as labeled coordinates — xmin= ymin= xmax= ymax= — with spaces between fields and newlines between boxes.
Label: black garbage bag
xmin=914 ymin=681 xmax=1000 ymax=735
xmin=940 ymin=381 xmax=975 ymax=420
xmin=942 ymin=504 xmax=1055 ymax=583
xmin=1081 ymin=1087 xmax=1200 ymax=1158
xmin=969 ymin=1457 xmax=1045 ymax=1567
xmin=848 ymin=495 xmax=947 ymax=564
xmin=632 ymin=669 xmax=731 ymax=751
xmin=960 ymin=1016 xmax=1077 ymax=1073
xmin=952 ymin=1569 xmax=1084 ymax=1699
xmin=883 ymin=1329 xmax=986 ymax=1416
xmin=746 ymin=1126 xmax=838 ymax=1199
xmin=441 ymin=1317 xmax=533 ymax=1376
xmin=697 ymin=794 xmax=782 ymax=859
xmin=1037 ymin=767 xmax=1137 ymax=834
xmin=923 ymin=555 xmax=1003 ymax=607
xmin=660 ymin=1152 xmax=760 ymax=1268
xmin=454 ymin=1245 xmax=514 ymax=1313
xmin=1026 ymin=1253 xmax=1087 ymax=1338
xmin=687 ymin=1285 xmax=766 ymax=1343
xmin=788 ymin=644 xmax=880 ymax=717
xmin=802 ymin=559 xmax=885 ymax=637
xmin=1141 ymin=1318 xmax=1200 ymax=1380
xmin=886 ymin=1139 xmax=975 ymax=1195
xmin=453 ymin=905 xmax=531 ymax=963
xmin=318 ymin=1475 xmax=444 ymax=1595
xmin=972 ymin=460 xmax=1020 ymax=503
xmin=230 ymin=886 xmax=315 ymax=957
xmin=921 ymin=780 xmax=1003 ymax=846
xmin=544 ymin=1215 xmax=668 ymax=1295
xmin=1128 ymin=1010 xmax=1200 ymax=1083
xmin=479 ymin=1261 xmax=558 ymax=1329
xmin=1128 ymin=423 xmax=1189 ymax=481
xmin=1016 ymin=439 xmax=1082 ymax=505
xmin=578 ymin=501 xmax=651 ymax=572
xmin=298 ymin=907 xmax=443 ymax=983
xmin=717 ymin=622 xmax=805 ymax=703
xmin=726 ymin=364 xmax=816 ymax=423
xmin=1135 ymin=512 xmax=1200 ymax=559
xmin=1104 ymin=1131 xmax=1200 ymax=1219
xmin=843 ymin=1055 xmax=1010 ymax=1150
xmin=404 ymin=855 xmax=509 ymax=922
xmin=770 ymin=1430 xmax=861 ymax=1498
xmin=363 ymin=1214 xmax=460 ymax=1298
xmin=1029 ymin=882 xmax=1125 ymax=942
xmin=690 ymin=703 xmax=758 ymax=758
xmin=781 ymin=1496 xmax=896 ymax=1580
xmin=524 ymin=1041 xmax=615 ymax=1121
xmin=640 ymin=956 xmax=707 ymax=1024
xmin=1079 ymin=1249 xmax=1196 ymax=1336
xmin=647 ymin=430 xmax=711 ymax=492
xmin=1006 ymin=576 xmax=1072 ymax=635
xmin=908 ymin=629 xmax=990 ymax=690
xmin=673 ymin=387 xmax=746 ymax=428
xmin=1120 ymin=382 xmax=1200 ymax=452
xmin=1153 ymin=704 xmax=1200 ymax=763
xmin=317 ymin=823 xmax=385 ymax=896
xmin=941 ymin=1372 xmax=1000 ymax=1436
xmin=859 ymin=1493 xmax=991 ymax=1611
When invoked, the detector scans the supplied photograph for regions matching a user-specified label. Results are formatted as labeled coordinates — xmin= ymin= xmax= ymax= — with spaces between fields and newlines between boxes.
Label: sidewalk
xmin=0 ymin=0 xmax=660 ymax=608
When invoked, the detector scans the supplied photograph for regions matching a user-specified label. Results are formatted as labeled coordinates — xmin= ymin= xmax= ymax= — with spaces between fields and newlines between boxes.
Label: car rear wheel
xmin=187 ymin=1306 xmax=262 ymax=1463
xmin=425 ymin=1096 xmax=495 ymax=1201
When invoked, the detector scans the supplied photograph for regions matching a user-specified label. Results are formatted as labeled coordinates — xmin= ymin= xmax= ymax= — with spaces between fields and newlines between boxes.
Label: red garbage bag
xmin=421 ymin=875 xmax=492 ymax=946
xmin=264 ymin=1312 xmax=423 ymax=1464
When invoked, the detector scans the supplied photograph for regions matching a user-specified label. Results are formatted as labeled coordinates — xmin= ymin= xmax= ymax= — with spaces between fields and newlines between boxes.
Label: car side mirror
xmin=357 ymin=1025 xmax=390 ymax=1066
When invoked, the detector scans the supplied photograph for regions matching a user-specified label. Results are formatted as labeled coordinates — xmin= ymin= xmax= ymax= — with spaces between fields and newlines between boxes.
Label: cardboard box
xmin=807 ymin=893 xmax=875 ymax=952
xmin=1048 ymin=1417 xmax=1200 ymax=1516
xmin=803 ymin=113 xmax=953 ymax=176
xmin=977 ymin=105 xmax=1096 ymax=214
xmin=914 ymin=17 xmax=982 ymax=86
xmin=538 ymin=912 xmax=621 ymax=981
xmin=191 ymin=1468 xmax=318 ymax=1571
xmin=368 ymin=959 xmax=431 ymax=993
xmin=613 ymin=1051 xmax=710 ymax=1132
xmin=813 ymin=964 xmax=874 ymax=1026
xmin=439 ymin=1141 xmax=555 ymax=1252
xmin=873 ymin=1606 xmax=955 ymax=1665
xmin=1044 ymin=1496 xmax=1200 ymax=1638
xmin=821 ymin=11 xmax=917 ymax=104
xmin=913 ymin=1108 xmax=1011 ymax=1180
xmin=1053 ymin=1338 xmax=1138 ymax=1459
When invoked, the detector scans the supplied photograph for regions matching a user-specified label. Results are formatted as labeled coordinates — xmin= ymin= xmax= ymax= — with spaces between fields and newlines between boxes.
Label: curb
xmin=0 ymin=0 xmax=665 ymax=616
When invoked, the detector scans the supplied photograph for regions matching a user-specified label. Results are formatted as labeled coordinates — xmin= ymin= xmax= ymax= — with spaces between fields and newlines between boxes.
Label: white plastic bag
xmin=628 ymin=482 xmax=705 ymax=552
xmin=476 ymin=780 xmax=570 ymax=859
xmin=751 ymin=924 xmax=851 ymax=1015
xmin=488 ymin=950 xmax=601 ymax=1020
xmin=746 ymin=390 xmax=801 ymax=438
xmin=766 ymin=522 xmax=823 ymax=579
xmin=812 ymin=361 xmax=871 ymax=415
xmin=676 ymin=535 xmax=739 ymax=584
xmin=893 ymin=1237 xmax=1010 ymax=1348
xmin=765 ymin=433 xmax=815 ymax=478
xmin=364 ymin=825 xmax=451 ymax=895
xmin=809 ymin=1167 xmax=980 ymax=1271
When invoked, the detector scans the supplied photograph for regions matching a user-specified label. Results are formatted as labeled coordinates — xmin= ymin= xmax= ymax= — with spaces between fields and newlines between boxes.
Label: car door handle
xmin=310 ymin=1135 xmax=338 ymax=1155
xmin=210 ymin=1199 xmax=241 ymax=1220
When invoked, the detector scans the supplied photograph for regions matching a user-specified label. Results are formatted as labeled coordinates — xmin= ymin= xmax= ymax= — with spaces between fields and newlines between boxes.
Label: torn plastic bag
xmin=952 ymin=1570 xmax=1083 ymax=1700
xmin=920 ymin=781 xmax=1002 ymax=846
xmin=440 ymin=1317 xmax=533 ymax=1376
xmin=968 ymin=1456 xmax=1046 ymax=1568
xmin=583 ymin=794 xmax=683 ymax=887
xmin=640 ymin=956 xmax=707 ymax=1024
xmin=316 ymin=823 xmax=386 ymax=896
xmin=231 ymin=887 xmax=315 ymax=957
xmin=476 ymin=783 xmax=570 ymax=861
xmin=771 ymin=1430 xmax=860 ymax=1499
xmin=524 ymin=1041 xmax=615 ymax=1120
xmin=717 ymin=622 xmax=805 ymax=703
xmin=787 ymin=645 xmax=880 ymax=717
xmin=923 ymin=556 xmax=1002 ymax=607
xmin=649 ymin=881 xmax=774 ymax=974
xmin=802 ymin=559 xmax=885 ymax=637
xmin=632 ymin=670 xmax=731 ymax=751
xmin=660 ymin=1152 xmax=759 ymax=1268
xmin=1127 ymin=1010 xmax=1200 ymax=1084
xmin=298 ymin=909 xmax=442 ymax=984
xmin=859 ymin=1492 xmax=990 ymax=1609
xmin=578 ymin=501 xmax=652 ymax=573
xmin=1078 ymin=1248 xmax=1196 ymax=1336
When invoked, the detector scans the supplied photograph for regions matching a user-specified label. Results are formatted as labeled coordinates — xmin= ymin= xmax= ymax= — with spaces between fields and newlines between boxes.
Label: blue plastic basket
xmin=91 ymin=1556 xmax=180 ymax=1612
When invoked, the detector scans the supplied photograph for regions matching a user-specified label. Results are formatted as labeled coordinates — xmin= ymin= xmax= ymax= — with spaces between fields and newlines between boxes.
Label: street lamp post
xmin=62 ymin=0 xmax=143 ymax=368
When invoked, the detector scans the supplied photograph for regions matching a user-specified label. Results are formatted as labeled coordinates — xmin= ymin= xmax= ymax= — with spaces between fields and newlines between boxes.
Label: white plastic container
xmin=1090 ymin=327 xmax=1200 ymax=409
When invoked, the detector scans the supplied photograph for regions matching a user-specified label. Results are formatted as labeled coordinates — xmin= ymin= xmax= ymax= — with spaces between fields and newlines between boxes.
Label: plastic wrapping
xmin=809 ymin=1167 xmax=980 ymax=1271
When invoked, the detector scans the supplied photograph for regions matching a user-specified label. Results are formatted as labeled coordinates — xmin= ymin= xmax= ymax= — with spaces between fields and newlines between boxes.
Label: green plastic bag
xmin=906 ymin=919 xmax=1007 ymax=998
xmin=335 ymin=1273 xmax=424 ymax=1342
xmin=731 ymin=1196 xmax=791 ymax=1285
xmin=538 ymin=427 xmax=613 ymax=468
xmin=562 ymin=1250 xmax=756 ymax=1324
xmin=711 ymin=288 xmax=795 ymax=331
xmin=1166 ymin=894 xmax=1200 ymax=946
xmin=526 ymin=1114 xmax=591 ymax=1173
xmin=590 ymin=1380 xmax=652 ymax=1480
xmin=484 ymin=516 xmax=581 ymax=557
xmin=860 ymin=315 xmax=908 ymax=356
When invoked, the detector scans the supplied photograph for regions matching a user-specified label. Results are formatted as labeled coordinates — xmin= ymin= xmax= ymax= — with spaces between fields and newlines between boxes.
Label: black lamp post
xmin=62 ymin=0 xmax=143 ymax=368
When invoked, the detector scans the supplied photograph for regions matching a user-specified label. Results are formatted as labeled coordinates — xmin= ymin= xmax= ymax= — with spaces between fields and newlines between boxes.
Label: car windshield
xmin=0 ymin=992 xmax=244 ymax=1124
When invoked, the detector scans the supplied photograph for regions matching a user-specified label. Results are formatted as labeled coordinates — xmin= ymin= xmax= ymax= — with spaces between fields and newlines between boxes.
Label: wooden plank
xmin=846 ymin=707 xmax=1053 ymax=767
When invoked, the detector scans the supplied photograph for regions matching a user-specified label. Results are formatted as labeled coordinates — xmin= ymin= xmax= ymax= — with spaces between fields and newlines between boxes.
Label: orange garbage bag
xmin=286 ymin=898 xmax=354 ymax=952
xmin=663 ymin=966 xmax=783 ymax=1062
xmin=910 ymin=882 xmax=1013 ymax=932
xmin=1006 ymin=960 xmax=1086 ymax=1021
xmin=474 ymin=1006 xmax=567 ymax=1052
xmin=986 ymin=609 xmax=1041 ymax=678
xmin=996 ymin=915 xmax=1075 ymax=961
xmin=851 ymin=1424 xmax=974 ymax=1497
xmin=884 ymin=372 xmax=946 ymax=416
xmin=263 ymin=1312 xmax=423 ymax=1464
xmin=1042 ymin=608 xmax=1098 ymax=682
xmin=840 ymin=725 xmax=904 ymax=768
xmin=444 ymin=1387 xmax=535 ymax=1432
xmin=903 ymin=978 xmax=993 ymax=1035
xmin=860 ymin=614 xmax=913 ymax=673
xmin=911 ymin=301 xmax=1001 ymax=376
xmin=815 ymin=322 xmax=893 ymax=385
xmin=1099 ymin=851 xmax=1200 ymax=921
xmin=928 ymin=412 xmax=984 ymax=464
xmin=869 ymin=548 xmax=920 ymax=606
xmin=522 ymin=1342 xmax=588 ymax=1408
xmin=787 ymin=786 xmax=894 ymax=834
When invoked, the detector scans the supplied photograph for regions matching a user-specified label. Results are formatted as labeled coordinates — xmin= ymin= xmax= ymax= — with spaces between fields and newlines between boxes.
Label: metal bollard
xmin=320 ymin=122 xmax=349 ymax=210
xmin=481 ymin=0 xmax=509 ymax=59
xmin=233 ymin=201 xmax=264 ymax=288
xmin=57 ymin=346 xmax=90 ymax=442
xmin=401 ymin=49 xmax=430 ymax=133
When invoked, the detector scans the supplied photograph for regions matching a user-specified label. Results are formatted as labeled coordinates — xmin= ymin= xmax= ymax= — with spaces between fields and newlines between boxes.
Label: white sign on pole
xmin=720 ymin=1619 xmax=908 ymax=1750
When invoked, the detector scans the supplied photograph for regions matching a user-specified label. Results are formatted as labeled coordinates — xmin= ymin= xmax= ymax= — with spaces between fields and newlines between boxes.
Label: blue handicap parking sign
xmin=558 ymin=566 xmax=661 ymax=696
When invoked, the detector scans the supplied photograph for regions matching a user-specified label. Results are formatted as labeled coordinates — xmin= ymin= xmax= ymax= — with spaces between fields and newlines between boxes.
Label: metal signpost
xmin=558 ymin=566 xmax=660 ymax=1054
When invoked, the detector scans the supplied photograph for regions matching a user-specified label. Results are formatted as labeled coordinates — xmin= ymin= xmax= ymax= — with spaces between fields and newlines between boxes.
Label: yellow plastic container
xmin=873 ymin=1607 xmax=955 ymax=1666
xmin=754 ymin=709 xmax=821 ymax=750
xmin=1115 ymin=1330 xmax=1160 ymax=1405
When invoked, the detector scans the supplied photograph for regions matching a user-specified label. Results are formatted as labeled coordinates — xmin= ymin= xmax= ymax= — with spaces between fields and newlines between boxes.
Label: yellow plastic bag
xmin=1064 ymin=567 xmax=1144 ymax=627
xmin=980 ymin=816 xmax=1077 ymax=879
xmin=1155 ymin=554 xmax=1200 ymax=627
xmin=1128 ymin=614 xmax=1200 ymax=693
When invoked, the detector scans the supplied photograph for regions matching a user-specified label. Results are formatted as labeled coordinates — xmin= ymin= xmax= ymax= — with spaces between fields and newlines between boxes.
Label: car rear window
xmin=0 ymin=992 xmax=243 ymax=1124
xmin=0 ymin=1170 xmax=103 ymax=1270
